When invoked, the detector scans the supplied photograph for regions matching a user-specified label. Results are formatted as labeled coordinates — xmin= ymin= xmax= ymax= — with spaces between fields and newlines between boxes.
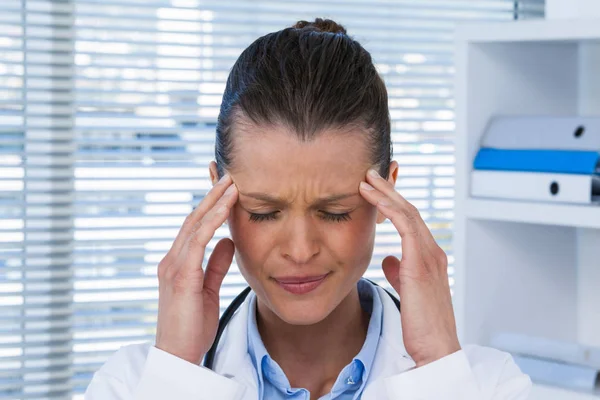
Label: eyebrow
xmin=238 ymin=191 xmax=359 ymax=206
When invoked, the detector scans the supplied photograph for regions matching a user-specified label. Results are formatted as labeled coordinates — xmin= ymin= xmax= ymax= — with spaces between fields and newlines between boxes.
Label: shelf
xmin=531 ymin=383 xmax=599 ymax=400
xmin=465 ymin=198 xmax=600 ymax=229
xmin=456 ymin=18 xmax=600 ymax=43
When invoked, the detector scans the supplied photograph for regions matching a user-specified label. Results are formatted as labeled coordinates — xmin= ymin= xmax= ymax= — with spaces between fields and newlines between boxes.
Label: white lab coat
xmin=84 ymin=284 xmax=532 ymax=399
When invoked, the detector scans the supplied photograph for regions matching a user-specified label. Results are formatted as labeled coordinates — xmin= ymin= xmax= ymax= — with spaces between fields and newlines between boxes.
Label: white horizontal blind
xmin=0 ymin=1 xmax=76 ymax=399
xmin=0 ymin=1 xmax=544 ymax=398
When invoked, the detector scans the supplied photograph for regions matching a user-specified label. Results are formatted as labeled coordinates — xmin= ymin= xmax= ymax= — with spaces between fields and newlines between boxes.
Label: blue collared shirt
xmin=247 ymin=278 xmax=383 ymax=400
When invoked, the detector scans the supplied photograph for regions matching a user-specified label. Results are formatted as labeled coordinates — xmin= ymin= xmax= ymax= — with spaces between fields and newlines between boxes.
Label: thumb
xmin=382 ymin=255 xmax=401 ymax=292
xmin=203 ymin=238 xmax=235 ymax=298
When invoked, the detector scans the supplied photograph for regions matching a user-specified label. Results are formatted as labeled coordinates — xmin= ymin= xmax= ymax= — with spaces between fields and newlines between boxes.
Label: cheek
xmin=227 ymin=205 xmax=273 ymax=276
xmin=328 ymin=206 xmax=377 ymax=267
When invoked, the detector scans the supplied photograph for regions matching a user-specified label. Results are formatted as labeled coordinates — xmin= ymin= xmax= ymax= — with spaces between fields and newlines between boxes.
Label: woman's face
xmin=209 ymin=124 xmax=397 ymax=326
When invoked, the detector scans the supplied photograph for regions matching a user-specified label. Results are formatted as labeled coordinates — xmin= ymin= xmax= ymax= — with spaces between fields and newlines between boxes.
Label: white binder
xmin=512 ymin=354 xmax=599 ymax=393
xmin=491 ymin=332 xmax=600 ymax=371
xmin=481 ymin=116 xmax=600 ymax=151
xmin=471 ymin=170 xmax=600 ymax=204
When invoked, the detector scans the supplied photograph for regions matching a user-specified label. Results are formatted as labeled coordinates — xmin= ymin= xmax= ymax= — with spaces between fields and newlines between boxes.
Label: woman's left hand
xmin=359 ymin=168 xmax=461 ymax=368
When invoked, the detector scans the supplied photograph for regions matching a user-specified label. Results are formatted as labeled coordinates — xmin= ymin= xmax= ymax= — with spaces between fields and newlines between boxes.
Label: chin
xmin=271 ymin=300 xmax=333 ymax=325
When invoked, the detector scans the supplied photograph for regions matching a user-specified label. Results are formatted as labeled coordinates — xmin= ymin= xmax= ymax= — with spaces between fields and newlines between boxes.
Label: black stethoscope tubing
xmin=203 ymin=279 xmax=400 ymax=370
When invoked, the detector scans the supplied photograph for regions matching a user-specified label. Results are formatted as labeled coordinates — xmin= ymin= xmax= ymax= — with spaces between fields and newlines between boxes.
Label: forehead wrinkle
xmin=239 ymin=191 xmax=359 ymax=207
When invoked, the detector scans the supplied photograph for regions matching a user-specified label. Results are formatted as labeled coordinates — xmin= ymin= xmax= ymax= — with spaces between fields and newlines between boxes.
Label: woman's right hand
xmin=154 ymin=173 xmax=238 ymax=365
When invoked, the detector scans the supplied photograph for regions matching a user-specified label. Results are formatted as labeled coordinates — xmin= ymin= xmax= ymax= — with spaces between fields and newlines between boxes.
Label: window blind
xmin=0 ymin=1 xmax=544 ymax=398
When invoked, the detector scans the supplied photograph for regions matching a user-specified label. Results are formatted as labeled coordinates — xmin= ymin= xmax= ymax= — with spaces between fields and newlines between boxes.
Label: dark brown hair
xmin=215 ymin=17 xmax=392 ymax=178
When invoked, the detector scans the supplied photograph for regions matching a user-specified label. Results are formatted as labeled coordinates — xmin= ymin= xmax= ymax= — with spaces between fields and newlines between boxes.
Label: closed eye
xmin=248 ymin=211 xmax=352 ymax=223
xmin=248 ymin=212 xmax=278 ymax=222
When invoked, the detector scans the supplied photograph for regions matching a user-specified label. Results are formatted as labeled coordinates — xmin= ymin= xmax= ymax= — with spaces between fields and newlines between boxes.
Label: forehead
xmin=229 ymin=124 xmax=372 ymax=183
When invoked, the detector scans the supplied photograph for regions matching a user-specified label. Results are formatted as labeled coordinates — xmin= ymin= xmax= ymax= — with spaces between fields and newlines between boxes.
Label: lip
xmin=273 ymin=273 xmax=330 ymax=295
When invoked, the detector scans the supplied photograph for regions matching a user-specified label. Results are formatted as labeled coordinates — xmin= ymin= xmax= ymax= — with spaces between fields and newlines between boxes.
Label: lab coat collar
xmin=211 ymin=280 xmax=416 ymax=394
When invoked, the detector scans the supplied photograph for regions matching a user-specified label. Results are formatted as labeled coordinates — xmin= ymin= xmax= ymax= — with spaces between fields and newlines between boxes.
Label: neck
xmin=256 ymin=286 xmax=369 ymax=394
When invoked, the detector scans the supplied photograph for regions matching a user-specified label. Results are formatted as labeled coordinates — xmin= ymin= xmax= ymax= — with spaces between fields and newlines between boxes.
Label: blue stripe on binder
xmin=473 ymin=148 xmax=600 ymax=175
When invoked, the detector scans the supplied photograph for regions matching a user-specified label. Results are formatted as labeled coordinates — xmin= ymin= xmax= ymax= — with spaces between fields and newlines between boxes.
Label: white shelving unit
xmin=532 ymin=384 xmax=599 ymax=400
xmin=453 ymin=18 xmax=600 ymax=399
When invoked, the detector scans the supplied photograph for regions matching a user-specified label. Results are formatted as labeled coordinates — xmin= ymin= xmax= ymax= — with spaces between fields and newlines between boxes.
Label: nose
xmin=280 ymin=215 xmax=320 ymax=265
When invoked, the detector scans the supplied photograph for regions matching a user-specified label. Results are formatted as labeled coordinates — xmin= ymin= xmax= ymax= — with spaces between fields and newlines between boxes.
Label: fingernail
xmin=219 ymin=173 xmax=230 ymax=183
xmin=378 ymin=199 xmax=391 ymax=207
xmin=360 ymin=181 xmax=374 ymax=191
xmin=224 ymin=185 xmax=236 ymax=195
xmin=368 ymin=169 xmax=380 ymax=178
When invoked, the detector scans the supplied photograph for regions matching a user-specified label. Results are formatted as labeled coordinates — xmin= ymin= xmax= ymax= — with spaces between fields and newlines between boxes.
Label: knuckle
xmin=172 ymin=272 xmax=189 ymax=294
xmin=157 ymin=268 xmax=166 ymax=282
xmin=157 ymin=251 xmax=171 ymax=269
xmin=407 ymin=203 xmax=420 ymax=217
xmin=159 ymin=251 xmax=173 ymax=267
xmin=163 ymin=261 xmax=176 ymax=281
xmin=183 ymin=213 xmax=195 ymax=227
xmin=179 ymin=217 xmax=195 ymax=236
xmin=434 ymin=247 xmax=448 ymax=265
xmin=408 ymin=228 xmax=420 ymax=238
xmin=199 ymin=211 xmax=213 ymax=226
xmin=190 ymin=221 xmax=201 ymax=237
xmin=157 ymin=260 xmax=168 ymax=280
xmin=157 ymin=258 xmax=176 ymax=282
xmin=190 ymin=226 xmax=207 ymax=247
xmin=402 ymin=212 xmax=419 ymax=234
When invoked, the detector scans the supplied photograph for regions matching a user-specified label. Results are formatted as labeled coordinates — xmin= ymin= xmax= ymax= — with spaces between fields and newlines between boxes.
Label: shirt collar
xmin=246 ymin=277 xmax=383 ymax=397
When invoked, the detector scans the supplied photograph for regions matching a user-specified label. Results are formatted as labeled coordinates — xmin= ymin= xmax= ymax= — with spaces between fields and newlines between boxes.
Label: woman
xmin=85 ymin=18 xmax=531 ymax=400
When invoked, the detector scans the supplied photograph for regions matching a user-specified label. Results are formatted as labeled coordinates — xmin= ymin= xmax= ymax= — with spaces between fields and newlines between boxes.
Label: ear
xmin=209 ymin=161 xmax=219 ymax=187
xmin=376 ymin=160 xmax=399 ymax=224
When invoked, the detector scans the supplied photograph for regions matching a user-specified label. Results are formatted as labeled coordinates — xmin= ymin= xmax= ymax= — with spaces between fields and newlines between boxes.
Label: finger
xmin=183 ymin=184 xmax=238 ymax=273
xmin=378 ymin=199 xmax=443 ymax=270
xmin=364 ymin=168 xmax=413 ymax=209
xmin=194 ymin=184 xmax=237 ymax=244
xmin=363 ymin=169 xmax=437 ymax=245
xmin=362 ymin=169 xmax=440 ymax=249
xmin=359 ymin=181 xmax=420 ymax=238
xmin=203 ymin=238 xmax=235 ymax=303
xmin=360 ymin=179 xmax=439 ymax=251
xmin=360 ymin=182 xmax=441 ymax=274
xmin=381 ymin=255 xmax=400 ymax=289
xmin=190 ymin=173 xmax=233 ymax=222
xmin=169 ymin=174 xmax=233 ymax=256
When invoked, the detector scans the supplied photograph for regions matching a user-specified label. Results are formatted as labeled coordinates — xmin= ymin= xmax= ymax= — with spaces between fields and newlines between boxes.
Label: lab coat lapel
xmin=212 ymin=292 xmax=259 ymax=398
xmin=362 ymin=285 xmax=416 ymax=398
xmin=374 ymin=284 xmax=416 ymax=374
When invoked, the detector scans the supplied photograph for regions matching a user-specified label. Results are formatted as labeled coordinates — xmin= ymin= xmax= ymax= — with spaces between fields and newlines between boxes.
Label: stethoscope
xmin=203 ymin=279 xmax=401 ymax=370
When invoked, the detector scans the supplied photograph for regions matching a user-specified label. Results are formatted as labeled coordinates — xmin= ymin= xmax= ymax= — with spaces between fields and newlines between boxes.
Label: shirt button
xmin=347 ymin=376 xmax=356 ymax=385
